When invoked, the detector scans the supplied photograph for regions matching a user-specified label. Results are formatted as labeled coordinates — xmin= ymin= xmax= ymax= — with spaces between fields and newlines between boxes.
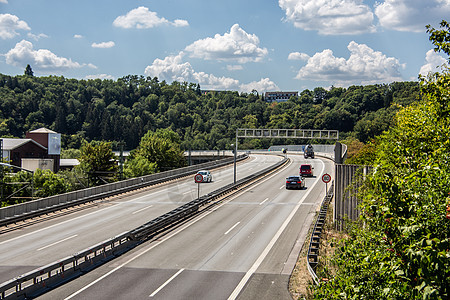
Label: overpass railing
xmin=0 ymin=155 xmax=288 ymax=299
xmin=0 ymin=155 xmax=247 ymax=227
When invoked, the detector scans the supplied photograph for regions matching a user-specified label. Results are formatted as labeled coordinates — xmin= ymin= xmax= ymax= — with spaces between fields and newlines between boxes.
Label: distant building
xmin=2 ymin=138 xmax=48 ymax=168
xmin=1 ymin=127 xmax=61 ymax=172
xmin=265 ymin=91 xmax=298 ymax=102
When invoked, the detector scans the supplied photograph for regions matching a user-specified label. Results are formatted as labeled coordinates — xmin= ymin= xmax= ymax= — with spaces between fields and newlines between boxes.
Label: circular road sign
xmin=194 ymin=173 xmax=203 ymax=183
xmin=322 ymin=173 xmax=331 ymax=183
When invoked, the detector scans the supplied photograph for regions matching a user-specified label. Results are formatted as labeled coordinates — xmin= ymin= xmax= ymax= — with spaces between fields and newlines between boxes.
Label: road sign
xmin=194 ymin=173 xmax=203 ymax=183
xmin=322 ymin=173 xmax=331 ymax=183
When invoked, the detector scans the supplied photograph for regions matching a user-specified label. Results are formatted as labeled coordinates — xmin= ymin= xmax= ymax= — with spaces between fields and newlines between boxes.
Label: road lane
xmin=37 ymin=154 xmax=334 ymax=299
xmin=0 ymin=154 xmax=282 ymax=283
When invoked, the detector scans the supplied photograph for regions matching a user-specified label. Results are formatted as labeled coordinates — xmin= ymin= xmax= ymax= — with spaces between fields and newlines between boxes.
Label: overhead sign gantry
xmin=236 ymin=128 xmax=339 ymax=140
xmin=230 ymin=128 xmax=339 ymax=184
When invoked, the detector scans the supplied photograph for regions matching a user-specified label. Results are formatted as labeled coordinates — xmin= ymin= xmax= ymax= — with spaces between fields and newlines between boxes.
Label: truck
xmin=304 ymin=144 xmax=314 ymax=159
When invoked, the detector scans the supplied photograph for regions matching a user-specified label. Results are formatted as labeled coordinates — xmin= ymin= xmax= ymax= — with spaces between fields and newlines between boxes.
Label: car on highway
xmin=285 ymin=175 xmax=305 ymax=189
xmin=195 ymin=170 xmax=212 ymax=182
xmin=300 ymin=164 xmax=314 ymax=177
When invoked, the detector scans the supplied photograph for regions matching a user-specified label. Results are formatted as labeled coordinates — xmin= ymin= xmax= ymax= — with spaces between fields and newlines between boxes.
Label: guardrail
xmin=0 ymin=155 xmax=248 ymax=227
xmin=0 ymin=155 xmax=288 ymax=299
xmin=307 ymin=181 xmax=334 ymax=285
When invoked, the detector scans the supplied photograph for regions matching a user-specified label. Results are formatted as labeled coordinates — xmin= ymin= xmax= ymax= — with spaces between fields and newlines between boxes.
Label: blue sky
xmin=1 ymin=0 xmax=449 ymax=93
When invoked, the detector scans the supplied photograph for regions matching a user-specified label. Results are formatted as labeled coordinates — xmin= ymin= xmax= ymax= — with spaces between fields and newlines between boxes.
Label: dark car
xmin=300 ymin=164 xmax=314 ymax=177
xmin=286 ymin=176 xmax=305 ymax=189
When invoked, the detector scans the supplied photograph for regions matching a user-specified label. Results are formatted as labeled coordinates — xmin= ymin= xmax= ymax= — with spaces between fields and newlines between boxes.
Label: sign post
xmin=321 ymin=173 xmax=331 ymax=195
xmin=194 ymin=173 xmax=203 ymax=199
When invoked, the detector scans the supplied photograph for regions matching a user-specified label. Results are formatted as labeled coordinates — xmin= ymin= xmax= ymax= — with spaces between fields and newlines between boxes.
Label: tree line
xmin=0 ymin=73 xmax=420 ymax=151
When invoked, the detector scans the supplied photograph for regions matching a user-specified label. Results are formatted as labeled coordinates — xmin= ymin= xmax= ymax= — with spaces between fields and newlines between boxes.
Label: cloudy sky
xmin=0 ymin=0 xmax=449 ymax=93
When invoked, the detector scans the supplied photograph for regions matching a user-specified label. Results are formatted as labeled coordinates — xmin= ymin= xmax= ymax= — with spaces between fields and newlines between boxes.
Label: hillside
xmin=0 ymin=73 xmax=420 ymax=150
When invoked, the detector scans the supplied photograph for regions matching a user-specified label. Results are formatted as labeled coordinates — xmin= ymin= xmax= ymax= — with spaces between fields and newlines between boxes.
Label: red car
xmin=300 ymin=164 xmax=314 ymax=177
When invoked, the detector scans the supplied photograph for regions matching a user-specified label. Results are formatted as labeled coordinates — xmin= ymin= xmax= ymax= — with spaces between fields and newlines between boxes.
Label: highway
xmin=33 ymin=154 xmax=334 ymax=299
xmin=0 ymin=154 xmax=282 ymax=284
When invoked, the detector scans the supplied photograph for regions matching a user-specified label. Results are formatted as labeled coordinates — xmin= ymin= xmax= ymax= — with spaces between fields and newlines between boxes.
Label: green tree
xmin=128 ymin=129 xmax=186 ymax=174
xmin=24 ymin=64 xmax=34 ymax=76
xmin=32 ymin=169 xmax=71 ymax=197
xmin=77 ymin=140 xmax=118 ymax=186
xmin=313 ymin=20 xmax=450 ymax=299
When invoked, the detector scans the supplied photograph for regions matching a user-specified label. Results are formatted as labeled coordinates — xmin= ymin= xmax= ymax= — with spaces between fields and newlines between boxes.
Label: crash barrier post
xmin=307 ymin=181 xmax=334 ymax=285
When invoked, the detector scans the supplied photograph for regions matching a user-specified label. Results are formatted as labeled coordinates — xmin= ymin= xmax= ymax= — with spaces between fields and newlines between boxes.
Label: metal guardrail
xmin=307 ymin=181 xmax=334 ymax=285
xmin=0 ymin=155 xmax=248 ymax=227
xmin=0 ymin=156 xmax=288 ymax=299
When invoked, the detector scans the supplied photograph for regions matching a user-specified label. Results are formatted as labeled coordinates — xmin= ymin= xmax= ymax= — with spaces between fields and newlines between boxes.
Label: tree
xmin=24 ymin=64 xmax=34 ymax=76
xmin=77 ymin=140 xmax=118 ymax=186
xmin=313 ymin=20 xmax=450 ymax=299
xmin=127 ymin=129 xmax=186 ymax=174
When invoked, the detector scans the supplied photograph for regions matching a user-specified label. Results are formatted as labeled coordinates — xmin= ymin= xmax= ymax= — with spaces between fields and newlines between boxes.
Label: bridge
xmin=0 ymin=147 xmax=344 ymax=299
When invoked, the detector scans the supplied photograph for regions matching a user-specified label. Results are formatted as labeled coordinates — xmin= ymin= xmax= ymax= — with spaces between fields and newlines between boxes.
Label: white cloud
xmin=375 ymin=0 xmax=450 ymax=32
xmin=184 ymin=24 xmax=268 ymax=63
xmin=288 ymin=52 xmax=310 ymax=60
xmin=419 ymin=49 xmax=448 ymax=76
xmin=144 ymin=52 xmax=278 ymax=92
xmin=5 ymin=40 xmax=95 ymax=71
xmin=144 ymin=52 xmax=239 ymax=90
xmin=173 ymin=19 xmax=189 ymax=27
xmin=0 ymin=0 xmax=8 ymax=4
xmin=279 ymin=0 xmax=375 ymax=35
xmin=113 ymin=6 xmax=188 ymax=29
xmin=227 ymin=65 xmax=244 ymax=71
xmin=27 ymin=32 xmax=48 ymax=41
xmin=295 ymin=41 xmax=404 ymax=85
xmin=0 ymin=13 xmax=30 ymax=39
xmin=85 ymin=74 xmax=115 ymax=80
xmin=239 ymin=78 xmax=279 ymax=93
xmin=92 ymin=41 xmax=115 ymax=48
xmin=74 ymin=34 xmax=83 ymax=39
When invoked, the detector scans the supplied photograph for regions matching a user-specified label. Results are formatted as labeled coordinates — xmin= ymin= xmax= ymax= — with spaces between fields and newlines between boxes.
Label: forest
xmin=0 ymin=73 xmax=420 ymax=151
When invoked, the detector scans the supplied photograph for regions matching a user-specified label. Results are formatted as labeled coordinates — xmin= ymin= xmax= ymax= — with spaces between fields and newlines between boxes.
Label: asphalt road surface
xmin=35 ymin=154 xmax=334 ymax=300
xmin=0 ymin=154 xmax=282 ymax=283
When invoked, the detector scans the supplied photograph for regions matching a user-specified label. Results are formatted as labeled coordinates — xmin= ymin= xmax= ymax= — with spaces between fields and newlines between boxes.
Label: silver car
xmin=195 ymin=170 xmax=212 ymax=182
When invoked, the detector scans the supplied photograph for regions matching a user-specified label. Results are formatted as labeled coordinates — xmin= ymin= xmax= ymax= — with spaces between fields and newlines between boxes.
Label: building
xmin=1 ymin=127 xmax=61 ymax=172
xmin=2 ymin=138 xmax=48 ymax=168
xmin=265 ymin=91 xmax=298 ymax=102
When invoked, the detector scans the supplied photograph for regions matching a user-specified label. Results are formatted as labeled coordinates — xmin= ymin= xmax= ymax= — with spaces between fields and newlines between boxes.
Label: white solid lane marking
xmin=224 ymin=222 xmax=241 ymax=235
xmin=132 ymin=205 xmax=153 ymax=215
xmin=227 ymin=159 xmax=325 ymax=300
xmin=259 ymin=198 xmax=269 ymax=205
xmin=63 ymin=155 xmax=297 ymax=300
xmin=149 ymin=269 xmax=185 ymax=297
xmin=37 ymin=235 xmax=78 ymax=251
xmin=279 ymin=185 xmax=284 ymax=189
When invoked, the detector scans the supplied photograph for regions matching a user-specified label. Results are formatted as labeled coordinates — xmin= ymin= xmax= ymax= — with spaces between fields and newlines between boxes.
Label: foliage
xmin=0 ymin=73 xmax=420 ymax=149
xmin=77 ymin=140 xmax=118 ymax=186
xmin=313 ymin=21 xmax=450 ymax=299
xmin=126 ymin=128 xmax=186 ymax=175
xmin=1 ymin=169 xmax=70 ymax=206
xmin=61 ymin=148 xmax=81 ymax=159
xmin=32 ymin=169 xmax=71 ymax=197
xmin=123 ymin=156 xmax=157 ymax=178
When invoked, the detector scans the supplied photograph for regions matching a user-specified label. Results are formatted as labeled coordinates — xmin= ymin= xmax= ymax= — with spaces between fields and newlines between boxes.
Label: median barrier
xmin=0 ymin=155 xmax=248 ymax=227
xmin=0 ymin=155 xmax=287 ymax=299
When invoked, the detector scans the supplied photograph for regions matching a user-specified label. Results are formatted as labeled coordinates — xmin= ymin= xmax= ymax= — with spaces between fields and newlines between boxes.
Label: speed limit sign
xmin=322 ymin=173 xmax=331 ymax=183
xmin=194 ymin=173 xmax=203 ymax=183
